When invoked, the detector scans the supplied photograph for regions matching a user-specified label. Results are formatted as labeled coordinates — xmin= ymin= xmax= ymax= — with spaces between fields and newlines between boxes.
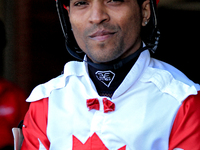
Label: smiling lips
xmin=89 ymin=30 xmax=116 ymax=42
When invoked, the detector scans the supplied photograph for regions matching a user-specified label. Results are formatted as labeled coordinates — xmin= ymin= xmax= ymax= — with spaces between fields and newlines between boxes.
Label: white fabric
xmin=38 ymin=138 xmax=47 ymax=150
xmin=26 ymin=50 xmax=200 ymax=150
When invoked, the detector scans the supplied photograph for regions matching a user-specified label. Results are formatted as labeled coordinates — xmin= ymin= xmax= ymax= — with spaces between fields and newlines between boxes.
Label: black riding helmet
xmin=56 ymin=0 xmax=160 ymax=60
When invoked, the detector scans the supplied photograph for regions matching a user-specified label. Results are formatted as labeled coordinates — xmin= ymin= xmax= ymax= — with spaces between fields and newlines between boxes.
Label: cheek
xmin=69 ymin=16 xmax=86 ymax=50
xmin=118 ymin=12 xmax=142 ymax=42
xmin=114 ymin=5 xmax=142 ymax=33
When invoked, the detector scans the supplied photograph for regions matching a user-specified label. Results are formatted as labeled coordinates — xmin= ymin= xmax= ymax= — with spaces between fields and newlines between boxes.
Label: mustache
xmin=84 ymin=23 xmax=121 ymax=37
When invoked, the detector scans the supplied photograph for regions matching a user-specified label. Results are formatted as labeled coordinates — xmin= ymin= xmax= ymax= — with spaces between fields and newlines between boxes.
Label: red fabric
xmin=73 ymin=132 xmax=126 ymax=150
xmin=103 ymin=98 xmax=115 ymax=113
xmin=0 ymin=78 xmax=28 ymax=148
xmin=87 ymin=98 xmax=100 ymax=111
xmin=87 ymin=98 xmax=115 ymax=113
xmin=21 ymin=98 xmax=50 ymax=150
xmin=169 ymin=91 xmax=200 ymax=150
xmin=118 ymin=146 xmax=126 ymax=150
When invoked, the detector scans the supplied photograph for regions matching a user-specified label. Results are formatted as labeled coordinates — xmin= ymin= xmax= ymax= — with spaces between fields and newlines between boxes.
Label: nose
xmin=88 ymin=2 xmax=110 ymax=24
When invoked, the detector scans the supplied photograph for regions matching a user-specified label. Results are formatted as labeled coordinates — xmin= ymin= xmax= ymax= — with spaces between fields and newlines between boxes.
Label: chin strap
xmin=85 ymin=46 xmax=148 ymax=70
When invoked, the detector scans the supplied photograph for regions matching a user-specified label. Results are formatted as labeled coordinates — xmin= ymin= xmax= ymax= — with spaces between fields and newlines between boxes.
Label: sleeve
xmin=21 ymin=98 xmax=50 ymax=150
xmin=168 ymin=91 xmax=200 ymax=150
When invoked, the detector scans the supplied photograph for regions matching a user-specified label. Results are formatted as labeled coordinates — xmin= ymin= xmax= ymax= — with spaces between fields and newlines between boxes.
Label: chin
xmin=91 ymin=54 xmax=122 ymax=64
xmin=85 ymin=46 xmax=124 ymax=63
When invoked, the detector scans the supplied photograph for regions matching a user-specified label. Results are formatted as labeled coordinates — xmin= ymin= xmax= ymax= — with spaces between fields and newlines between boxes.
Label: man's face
xmin=67 ymin=0 xmax=149 ymax=63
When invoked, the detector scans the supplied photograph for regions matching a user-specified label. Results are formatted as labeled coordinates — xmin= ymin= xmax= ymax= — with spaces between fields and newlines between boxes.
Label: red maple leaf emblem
xmin=73 ymin=133 xmax=126 ymax=150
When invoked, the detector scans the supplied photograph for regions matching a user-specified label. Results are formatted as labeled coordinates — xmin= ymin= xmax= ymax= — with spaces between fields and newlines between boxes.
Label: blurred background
xmin=0 ymin=0 xmax=200 ymax=94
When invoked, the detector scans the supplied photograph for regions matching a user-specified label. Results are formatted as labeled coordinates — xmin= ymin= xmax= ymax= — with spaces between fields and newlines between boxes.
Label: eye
xmin=107 ymin=0 xmax=124 ymax=3
xmin=74 ymin=1 xmax=88 ymax=6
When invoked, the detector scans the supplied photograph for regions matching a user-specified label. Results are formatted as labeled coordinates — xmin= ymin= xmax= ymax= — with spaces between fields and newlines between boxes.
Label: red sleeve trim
xmin=169 ymin=91 xmax=200 ymax=150
xmin=21 ymin=98 xmax=50 ymax=150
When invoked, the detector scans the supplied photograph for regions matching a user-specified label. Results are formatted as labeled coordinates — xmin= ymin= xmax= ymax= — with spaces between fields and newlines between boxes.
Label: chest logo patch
xmin=95 ymin=71 xmax=115 ymax=87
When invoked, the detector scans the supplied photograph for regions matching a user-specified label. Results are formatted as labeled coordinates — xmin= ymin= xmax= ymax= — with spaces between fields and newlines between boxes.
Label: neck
xmin=87 ymin=46 xmax=146 ymax=97
xmin=86 ymin=45 xmax=147 ymax=70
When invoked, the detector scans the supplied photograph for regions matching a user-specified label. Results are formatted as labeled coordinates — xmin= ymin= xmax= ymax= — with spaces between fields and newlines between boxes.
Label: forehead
xmin=65 ymin=0 xmax=140 ymax=5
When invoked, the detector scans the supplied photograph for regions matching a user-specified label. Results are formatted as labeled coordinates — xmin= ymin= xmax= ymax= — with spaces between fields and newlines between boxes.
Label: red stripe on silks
xmin=73 ymin=133 xmax=126 ymax=150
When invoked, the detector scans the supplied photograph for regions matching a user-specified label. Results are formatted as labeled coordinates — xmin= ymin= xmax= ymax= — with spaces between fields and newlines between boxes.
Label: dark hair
xmin=137 ymin=0 xmax=146 ymax=6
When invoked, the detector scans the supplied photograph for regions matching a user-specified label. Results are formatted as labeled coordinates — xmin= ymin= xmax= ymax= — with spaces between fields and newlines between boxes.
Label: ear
xmin=141 ymin=0 xmax=151 ymax=26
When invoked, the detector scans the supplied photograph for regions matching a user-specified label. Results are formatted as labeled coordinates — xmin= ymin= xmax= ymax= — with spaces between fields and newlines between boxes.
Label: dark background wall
xmin=155 ymin=3 xmax=200 ymax=85
xmin=0 ymin=0 xmax=200 ymax=95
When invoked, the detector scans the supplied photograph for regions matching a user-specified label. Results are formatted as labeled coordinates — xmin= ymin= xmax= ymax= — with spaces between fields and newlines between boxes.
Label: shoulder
xmin=175 ymin=91 xmax=200 ymax=120
xmin=27 ymin=97 xmax=49 ymax=118
xmin=140 ymin=57 xmax=200 ymax=102
xmin=169 ymin=91 xmax=200 ymax=150
xmin=26 ymin=60 xmax=86 ymax=102
xmin=26 ymin=74 xmax=65 ymax=102
xmin=181 ymin=91 xmax=200 ymax=114
xmin=150 ymin=58 xmax=200 ymax=90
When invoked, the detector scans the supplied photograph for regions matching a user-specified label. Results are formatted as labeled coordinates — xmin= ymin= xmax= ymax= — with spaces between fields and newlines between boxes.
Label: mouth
xmin=89 ymin=30 xmax=116 ymax=42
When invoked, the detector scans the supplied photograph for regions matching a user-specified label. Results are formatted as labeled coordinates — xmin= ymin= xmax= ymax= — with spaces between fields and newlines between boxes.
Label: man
xmin=0 ymin=19 xmax=29 ymax=150
xmin=21 ymin=0 xmax=200 ymax=149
